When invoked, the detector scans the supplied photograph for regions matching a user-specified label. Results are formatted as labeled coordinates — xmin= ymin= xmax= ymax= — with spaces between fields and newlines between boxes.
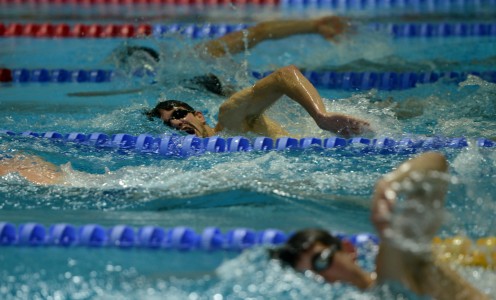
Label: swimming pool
xmin=1 ymin=1 xmax=496 ymax=298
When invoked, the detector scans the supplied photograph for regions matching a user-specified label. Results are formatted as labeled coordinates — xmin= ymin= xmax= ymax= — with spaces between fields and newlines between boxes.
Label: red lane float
xmin=54 ymin=24 xmax=71 ymax=37
xmin=36 ymin=24 xmax=54 ymax=37
xmin=0 ymin=0 xmax=278 ymax=4
xmin=4 ymin=23 xmax=23 ymax=36
xmin=0 ymin=22 xmax=153 ymax=38
xmin=0 ymin=69 xmax=13 ymax=82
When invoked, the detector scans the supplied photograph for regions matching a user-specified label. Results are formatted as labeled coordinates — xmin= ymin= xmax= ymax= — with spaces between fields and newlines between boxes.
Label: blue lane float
xmin=5 ymin=67 xmax=496 ymax=91
xmin=0 ymin=222 xmax=378 ymax=251
xmin=151 ymin=22 xmax=496 ymax=39
xmin=1 ymin=130 xmax=494 ymax=158
xmin=152 ymin=23 xmax=249 ymax=39
xmin=279 ymin=0 xmax=496 ymax=10
xmin=374 ymin=22 xmax=496 ymax=38
xmin=9 ymin=68 xmax=114 ymax=83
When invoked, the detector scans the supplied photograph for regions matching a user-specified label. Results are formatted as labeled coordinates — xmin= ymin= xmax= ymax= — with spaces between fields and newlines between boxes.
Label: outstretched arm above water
xmin=215 ymin=65 xmax=370 ymax=138
xmin=198 ymin=16 xmax=349 ymax=58
xmin=372 ymin=152 xmax=488 ymax=300
xmin=0 ymin=154 xmax=64 ymax=185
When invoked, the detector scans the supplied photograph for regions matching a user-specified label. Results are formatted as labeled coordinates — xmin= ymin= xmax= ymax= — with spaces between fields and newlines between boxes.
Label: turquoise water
xmin=1 ymin=8 xmax=496 ymax=299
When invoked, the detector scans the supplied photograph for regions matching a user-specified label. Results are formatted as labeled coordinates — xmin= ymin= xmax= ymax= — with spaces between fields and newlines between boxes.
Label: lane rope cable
xmin=1 ymin=68 xmax=495 ymax=91
xmin=0 ymin=222 xmax=494 ymax=269
xmin=1 ymin=130 xmax=495 ymax=158
xmin=0 ymin=0 xmax=495 ymax=10
xmin=0 ymin=22 xmax=495 ymax=39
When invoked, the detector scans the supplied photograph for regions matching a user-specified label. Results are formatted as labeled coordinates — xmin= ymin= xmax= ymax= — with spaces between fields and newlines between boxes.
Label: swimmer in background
xmin=76 ymin=16 xmax=372 ymax=138
xmin=270 ymin=152 xmax=489 ymax=300
xmin=144 ymin=65 xmax=371 ymax=139
xmin=72 ymin=15 xmax=350 ymax=97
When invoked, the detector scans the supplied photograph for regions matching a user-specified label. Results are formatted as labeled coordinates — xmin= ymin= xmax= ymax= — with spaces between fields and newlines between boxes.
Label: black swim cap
xmin=144 ymin=100 xmax=196 ymax=121
xmin=125 ymin=46 xmax=160 ymax=62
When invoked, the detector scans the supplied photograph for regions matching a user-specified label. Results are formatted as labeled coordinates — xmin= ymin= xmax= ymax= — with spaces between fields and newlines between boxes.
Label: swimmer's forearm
xmin=200 ymin=19 xmax=320 ymax=57
xmin=415 ymin=259 xmax=489 ymax=300
xmin=248 ymin=19 xmax=319 ymax=41
xmin=377 ymin=246 xmax=489 ymax=300
xmin=2 ymin=154 xmax=65 ymax=185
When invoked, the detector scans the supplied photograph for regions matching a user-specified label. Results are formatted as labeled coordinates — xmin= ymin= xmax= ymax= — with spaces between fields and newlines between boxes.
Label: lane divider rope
xmin=1 ymin=130 xmax=494 ymax=158
xmin=1 ymin=222 xmax=494 ymax=269
xmin=0 ymin=0 xmax=494 ymax=9
xmin=1 ymin=22 xmax=496 ymax=39
xmin=0 ymin=222 xmax=378 ymax=250
xmin=1 ymin=68 xmax=495 ymax=91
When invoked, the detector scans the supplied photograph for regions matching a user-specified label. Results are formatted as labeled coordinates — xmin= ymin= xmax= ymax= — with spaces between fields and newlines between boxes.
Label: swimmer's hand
xmin=314 ymin=16 xmax=351 ymax=41
xmin=371 ymin=152 xmax=449 ymax=241
xmin=316 ymin=113 xmax=372 ymax=137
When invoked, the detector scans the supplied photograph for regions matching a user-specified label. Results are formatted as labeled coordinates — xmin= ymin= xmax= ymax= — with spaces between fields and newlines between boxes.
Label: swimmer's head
xmin=270 ymin=229 xmax=342 ymax=269
xmin=110 ymin=45 xmax=160 ymax=72
xmin=110 ymin=46 xmax=234 ymax=97
xmin=270 ymin=228 xmax=363 ymax=284
xmin=144 ymin=100 xmax=211 ymax=137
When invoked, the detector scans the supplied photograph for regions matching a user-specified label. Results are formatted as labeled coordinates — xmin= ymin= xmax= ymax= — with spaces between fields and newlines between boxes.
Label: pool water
xmin=1 ymin=4 xmax=496 ymax=299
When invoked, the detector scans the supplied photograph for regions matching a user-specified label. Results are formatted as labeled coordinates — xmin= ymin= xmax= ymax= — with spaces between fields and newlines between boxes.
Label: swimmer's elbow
xmin=217 ymin=101 xmax=241 ymax=128
xmin=275 ymin=65 xmax=299 ymax=76
xmin=421 ymin=152 xmax=449 ymax=173
xmin=218 ymin=101 xmax=232 ymax=118
xmin=272 ymin=65 xmax=301 ymax=83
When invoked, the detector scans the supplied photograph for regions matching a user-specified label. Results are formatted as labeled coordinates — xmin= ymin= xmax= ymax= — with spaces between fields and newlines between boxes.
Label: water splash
xmin=385 ymin=170 xmax=451 ymax=254
xmin=449 ymin=146 xmax=496 ymax=237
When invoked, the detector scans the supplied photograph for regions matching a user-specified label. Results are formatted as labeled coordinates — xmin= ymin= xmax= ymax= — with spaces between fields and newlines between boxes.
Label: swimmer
xmin=270 ymin=152 xmax=489 ymax=299
xmin=71 ymin=15 xmax=350 ymax=97
xmin=144 ymin=65 xmax=371 ymax=139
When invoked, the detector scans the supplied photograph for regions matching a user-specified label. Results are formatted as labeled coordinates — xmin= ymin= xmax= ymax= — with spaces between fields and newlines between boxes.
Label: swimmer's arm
xmin=372 ymin=153 xmax=488 ymax=299
xmin=375 ymin=244 xmax=489 ymax=300
xmin=198 ymin=16 xmax=348 ymax=57
xmin=217 ymin=65 xmax=370 ymax=137
xmin=415 ymin=258 xmax=490 ymax=300
xmin=0 ymin=154 xmax=64 ymax=185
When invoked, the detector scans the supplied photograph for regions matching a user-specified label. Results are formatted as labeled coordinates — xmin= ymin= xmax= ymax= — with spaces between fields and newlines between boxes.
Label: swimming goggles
xmin=311 ymin=244 xmax=339 ymax=272
xmin=163 ymin=108 xmax=194 ymax=127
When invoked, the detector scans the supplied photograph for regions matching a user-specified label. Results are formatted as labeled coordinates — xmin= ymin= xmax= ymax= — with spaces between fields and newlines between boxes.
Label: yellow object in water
xmin=433 ymin=236 xmax=495 ymax=269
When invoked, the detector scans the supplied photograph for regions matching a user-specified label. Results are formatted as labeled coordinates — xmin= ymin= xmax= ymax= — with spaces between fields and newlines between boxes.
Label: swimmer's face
xmin=159 ymin=107 xmax=207 ymax=137
xmin=294 ymin=241 xmax=358 ymax=284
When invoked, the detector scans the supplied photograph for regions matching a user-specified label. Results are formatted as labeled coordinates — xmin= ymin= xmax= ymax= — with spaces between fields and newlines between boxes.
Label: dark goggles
xmin=163 ymin=108 xmax=194 ymax=127
xmin=311 ymin=244 xmax=339 ymax=272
